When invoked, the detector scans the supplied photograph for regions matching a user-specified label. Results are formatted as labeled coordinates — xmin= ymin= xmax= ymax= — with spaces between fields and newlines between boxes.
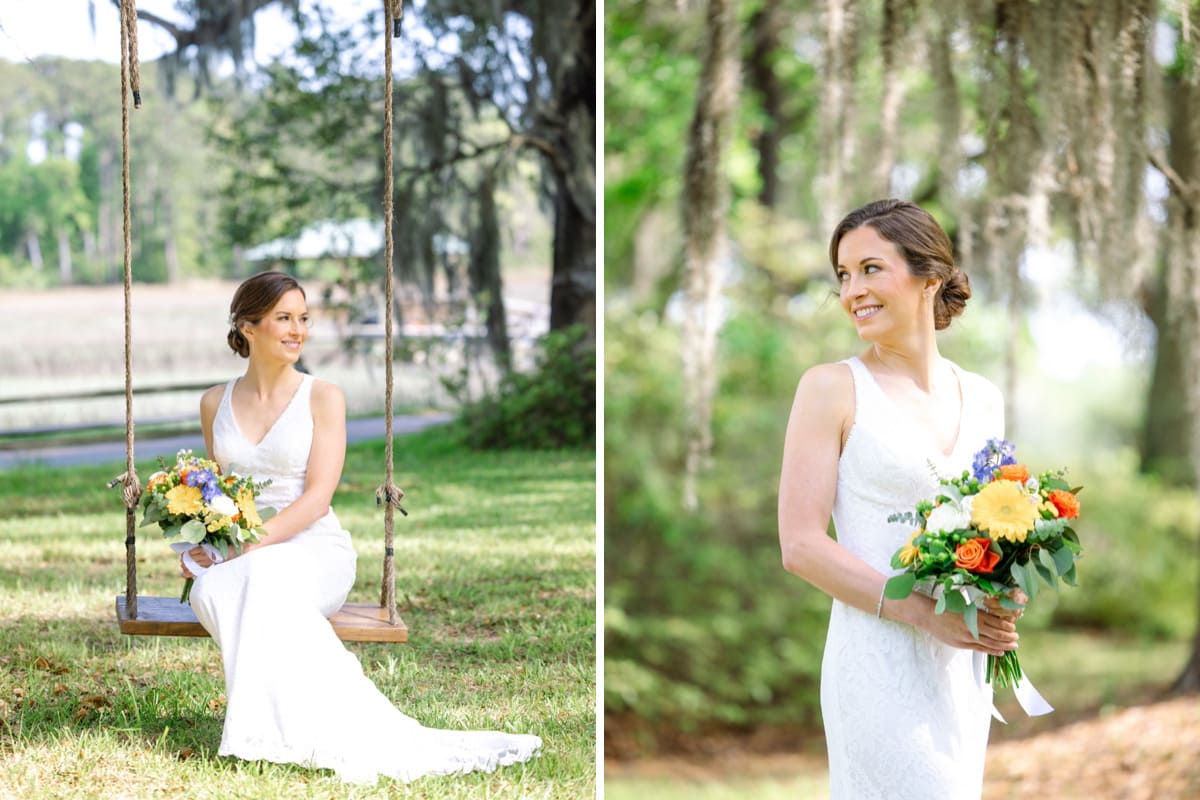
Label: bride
xmin=777 ymin=200 xmax=1023 ymax=798
xmin=180 ymin=270 xmax=541 ymax=784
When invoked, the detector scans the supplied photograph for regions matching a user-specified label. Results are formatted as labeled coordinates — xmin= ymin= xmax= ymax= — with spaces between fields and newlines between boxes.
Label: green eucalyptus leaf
xmin=1021 ymin=561 xmax=1040 ymax=600
xmin=885 ymin=573 xmax=917 ymax=600
xmin=180 ymin=519 xmax=207 ymax=545
xmin=964 ymin=603 xmax=980 ymax=640
xmin=1011 ymin=562 xmax=1028 ymax=596
xmin=998 ymin=595 xmax=1024 ymax=610
xmin=944 ymin=590 xmax=967 ymax=614
xmin=1051 ymin=547 xmax=1074 ymax=576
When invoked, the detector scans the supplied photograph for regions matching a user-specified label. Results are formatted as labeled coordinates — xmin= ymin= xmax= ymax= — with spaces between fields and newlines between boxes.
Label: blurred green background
xmin=603 ymin=0 xmax=1200 ymax=767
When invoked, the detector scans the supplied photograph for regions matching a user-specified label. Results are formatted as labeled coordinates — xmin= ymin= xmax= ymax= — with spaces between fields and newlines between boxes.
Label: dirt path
xmin=606 ymin=696 xmax=1200 ymax=799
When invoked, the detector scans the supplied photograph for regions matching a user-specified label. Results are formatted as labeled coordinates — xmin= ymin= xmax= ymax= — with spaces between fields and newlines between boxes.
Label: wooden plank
xmin=115 ymin=596 xmax=407 ymax=643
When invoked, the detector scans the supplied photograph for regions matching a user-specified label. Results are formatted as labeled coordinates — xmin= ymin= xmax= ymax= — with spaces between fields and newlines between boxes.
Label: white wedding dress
xmin=189 ymin=374 xmax=542 ymax=784
xmin=820 ymin=357 xmax=1003 ymax=799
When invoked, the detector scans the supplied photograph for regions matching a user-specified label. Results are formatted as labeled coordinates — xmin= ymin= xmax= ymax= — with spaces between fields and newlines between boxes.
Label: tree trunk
xmin=98 ymin=146 xmax=117 ymax=283
xmin=546 ymin=0 xmax=596 ymax=340
xmin=56 ymin=226 xmax=72 ymax=284
xmin=874 ymin=0 xmax=912 ymax=198
xmin=817 ymin=0 xmax=859 ymax=235
xmin=1140 ymin=260 xmax=1195 ymax=487
xmin=469 ymin=165 xmax=510 ymax=370
xmin=1161 ymin=57 xmax=1200 ymax=695
xmin=681 ymin=0 xmax=740 ymax=510
xmin=747 ymin=0 xmax=783 ymax=208
xmin=26 ymin=231 xmax=44 ymax=271
xmin=162 ymin=190 xmax=180 ymax=284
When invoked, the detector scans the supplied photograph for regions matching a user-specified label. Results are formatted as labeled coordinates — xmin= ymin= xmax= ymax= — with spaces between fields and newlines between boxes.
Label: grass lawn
xmin=0 ymin=426 xmax=596 ymax=799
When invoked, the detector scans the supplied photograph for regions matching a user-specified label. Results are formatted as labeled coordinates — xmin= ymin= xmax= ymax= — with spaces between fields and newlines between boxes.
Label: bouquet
xmin=139 ymin=449 xmax=276 ymax=603
xmin=883 ymin=438 xmax=1082 ymax=694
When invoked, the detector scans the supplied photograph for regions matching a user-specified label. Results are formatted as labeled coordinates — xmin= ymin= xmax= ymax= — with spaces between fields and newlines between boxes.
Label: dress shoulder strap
xmin=840 ymin=356 xmax=886 ymax=421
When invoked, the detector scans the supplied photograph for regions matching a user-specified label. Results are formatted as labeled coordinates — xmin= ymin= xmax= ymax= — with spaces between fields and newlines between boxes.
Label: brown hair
xmin=828 ymin=199 xmax=970 ymax=330
xmin=227 ymin=270 xmax=306 ymax=357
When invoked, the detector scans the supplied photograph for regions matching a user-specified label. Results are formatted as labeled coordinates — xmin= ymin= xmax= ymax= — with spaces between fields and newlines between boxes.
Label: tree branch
xmin=1149 ymin=150 xmax=1199 ymax=207
xmin=108 ymin=0 xmax=281 ymax=52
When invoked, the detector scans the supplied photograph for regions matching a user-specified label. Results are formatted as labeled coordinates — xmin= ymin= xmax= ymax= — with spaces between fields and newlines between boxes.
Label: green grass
xmin=0 ymin=426 xmax=596 ymax=799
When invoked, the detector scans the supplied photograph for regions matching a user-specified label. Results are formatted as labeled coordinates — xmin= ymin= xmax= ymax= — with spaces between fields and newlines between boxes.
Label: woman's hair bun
xmin=935 ymin=268 xmax=970 ymax=331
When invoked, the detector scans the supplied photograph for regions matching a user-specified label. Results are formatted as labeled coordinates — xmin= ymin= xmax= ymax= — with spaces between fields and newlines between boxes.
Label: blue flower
xmin=972 ymin=438 xmax=1017 ymax=482
xmin=185 ymin=468 xmax=222 ymax=503
xmin=200 ymin=479 xmax=223 ymax=503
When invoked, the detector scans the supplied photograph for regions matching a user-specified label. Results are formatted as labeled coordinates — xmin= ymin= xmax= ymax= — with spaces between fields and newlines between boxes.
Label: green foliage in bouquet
xmin=139 ymin=450 xmax=276 ymax=602
xmin=883 ymin=439 xmax=1083 ymax=689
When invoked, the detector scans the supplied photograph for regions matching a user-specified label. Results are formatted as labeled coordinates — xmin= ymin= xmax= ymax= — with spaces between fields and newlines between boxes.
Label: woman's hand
xmin=178 ymin=537 xmax=271 ymax=578
xmin=983 ymin=587 xmax=1028 ymax=623
xmin=904 ymin=594 xmax=1020 ymax=657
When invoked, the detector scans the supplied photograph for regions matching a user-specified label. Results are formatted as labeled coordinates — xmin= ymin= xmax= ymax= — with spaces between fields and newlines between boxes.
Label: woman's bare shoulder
xmin=309 ymin=378 xmax=346 ymax=413
xmin=795 ymin=361 xmax=854 ymax=402
xmin=199 ymin=383 xmax=225 ymax=415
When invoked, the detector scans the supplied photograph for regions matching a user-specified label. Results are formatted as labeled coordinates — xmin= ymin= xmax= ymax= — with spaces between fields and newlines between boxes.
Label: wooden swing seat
xmin=115 ymin=596 xmax=408 ymax=643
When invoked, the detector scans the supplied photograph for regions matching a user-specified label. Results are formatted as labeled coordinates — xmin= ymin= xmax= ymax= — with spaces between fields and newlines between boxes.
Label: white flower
xmin=926 ymin=499 xmax=972 ymax=534
xmin=208 ymin=493 xmax=238 ymax=518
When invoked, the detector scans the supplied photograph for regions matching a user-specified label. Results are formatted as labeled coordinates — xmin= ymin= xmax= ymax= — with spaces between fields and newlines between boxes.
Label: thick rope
xmin=113 ymin=0 xmax=142 ymax=618
xmin=377 ymin=0 xmax=403 ymax=625
xmin=122 ymin=0 xmax=141 ymax=108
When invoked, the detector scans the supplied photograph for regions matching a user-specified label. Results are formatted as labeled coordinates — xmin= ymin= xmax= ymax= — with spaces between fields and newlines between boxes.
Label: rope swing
xmin=376 ymin=0 xmax=406 ymax=627
xmin=114 ymin=1 xmax=408 ymax=643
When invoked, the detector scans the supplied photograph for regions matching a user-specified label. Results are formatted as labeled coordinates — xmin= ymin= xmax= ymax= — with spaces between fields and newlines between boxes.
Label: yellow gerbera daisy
xmin=236 ymin=489 xmax=263 ymax=529
xmin=971 ymin=479 xmax=1037 ymax=543
xmin=898 ymin=530 xmax=921 ymax=566
xmin=165 ymin=484 xmax=203 ymax=516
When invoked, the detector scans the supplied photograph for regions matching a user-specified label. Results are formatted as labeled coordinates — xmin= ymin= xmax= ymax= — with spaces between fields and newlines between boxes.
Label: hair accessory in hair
xmin=228 ymin=313 xmax=238 ymax=331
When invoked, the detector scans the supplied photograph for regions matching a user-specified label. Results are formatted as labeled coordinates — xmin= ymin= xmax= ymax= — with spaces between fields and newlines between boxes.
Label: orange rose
xmin=955 ymin=537 xmax=1001 ymax=574
xmin=996 ymin=464 xmax=1030 ymax=484
xmin=1047 ymin=489 xmax=1080 ymax=519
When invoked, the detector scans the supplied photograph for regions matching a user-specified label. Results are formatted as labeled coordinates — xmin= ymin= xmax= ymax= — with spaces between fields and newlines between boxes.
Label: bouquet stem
xmin=180 ymin=577 xmax=194 ymax=605
xmin=986 ymin=650 xmax=1023 ymax=689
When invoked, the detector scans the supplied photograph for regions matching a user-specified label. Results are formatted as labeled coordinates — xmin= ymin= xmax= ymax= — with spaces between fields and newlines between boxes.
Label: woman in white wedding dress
xmin=180 ymin=270 xmax=541 ymax=784
xmin=777 ymin=200 xmax=1023 ymax=799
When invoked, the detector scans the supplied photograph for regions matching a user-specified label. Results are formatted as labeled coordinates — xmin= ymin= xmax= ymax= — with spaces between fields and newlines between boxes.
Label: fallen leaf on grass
xmin=177 ymin=747 xmax=194 ymax=761
xmin=33 ymin=656 xmax=68 ymax=675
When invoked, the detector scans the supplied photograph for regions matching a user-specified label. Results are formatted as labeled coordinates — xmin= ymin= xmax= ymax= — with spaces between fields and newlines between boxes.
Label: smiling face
xmin=835 ymin=225 xmax=938 ymax=341
xmin=242 ymin=288 xmax=310 ymax=364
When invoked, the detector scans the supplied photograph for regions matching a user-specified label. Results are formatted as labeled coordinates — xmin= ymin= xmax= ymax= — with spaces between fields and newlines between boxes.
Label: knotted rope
xmin=112 ymin=0 xmax=142 ymax=617
xmin=121 ymin=0 xmax=141 ymax=108
xmin=378 ymin=0 xmax=405 ymax=625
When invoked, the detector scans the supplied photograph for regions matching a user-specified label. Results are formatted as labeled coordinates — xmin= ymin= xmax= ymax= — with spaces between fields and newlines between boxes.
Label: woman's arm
xmin=779 ymin=363 xmax=895 ymax=612
xmin=199 ymin=385 xmax=222 ymax=459
xmin=777 ymin=363 xmax=1018 ymax=657
xmin=182 ymin=385 xmax=235 ymax=577
xmin=247 ymin=379 xmax=347 ymax=548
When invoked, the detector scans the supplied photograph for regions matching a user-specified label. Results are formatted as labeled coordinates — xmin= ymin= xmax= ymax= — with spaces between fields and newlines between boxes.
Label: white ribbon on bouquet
xmin=926 ymin=582 xmax=1054 ymax=723
xmin=975 ymin=650 xmax=1054 ymax=723
xmin=171 ymin=541 xmax=225 ymax=579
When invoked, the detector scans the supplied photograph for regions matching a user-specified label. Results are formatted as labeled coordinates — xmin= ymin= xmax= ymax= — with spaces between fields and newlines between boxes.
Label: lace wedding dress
xmin=820 ymin=357 xmax=1003 ymax=799
xmin=189 ymin=374 xmax=542 ymax=784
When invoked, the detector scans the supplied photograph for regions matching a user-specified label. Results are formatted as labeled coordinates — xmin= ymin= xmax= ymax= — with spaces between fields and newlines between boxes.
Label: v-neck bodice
xmin=833 ymin=356 xmax=1004 ymax=574
xmin=212 ymin=374 xmax=315 ymax=514
xmin=849 ymin=356 xmax=965 ymax=460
